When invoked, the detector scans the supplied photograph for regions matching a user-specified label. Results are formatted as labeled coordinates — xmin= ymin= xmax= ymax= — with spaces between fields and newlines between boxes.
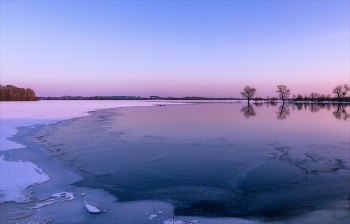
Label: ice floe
xmin=84 ymin=202 xmax=101 ymax=214
xmin=0 ymin=155 xmax=50 ymax=203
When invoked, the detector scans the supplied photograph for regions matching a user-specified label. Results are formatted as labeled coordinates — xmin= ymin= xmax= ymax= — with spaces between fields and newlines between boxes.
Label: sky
xmin=1 ymin=0 xmax=349 ymax=98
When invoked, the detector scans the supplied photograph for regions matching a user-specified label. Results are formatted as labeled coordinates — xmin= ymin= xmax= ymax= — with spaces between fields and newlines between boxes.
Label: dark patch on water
xmin=176 ymin=200 xmax=253 ymax=217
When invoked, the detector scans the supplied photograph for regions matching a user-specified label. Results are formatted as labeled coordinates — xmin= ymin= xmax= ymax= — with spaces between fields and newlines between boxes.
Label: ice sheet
xmin=0 ymin=155 xmax=50 ymax=203
xmin=0 ymin=100 xmax=179 ymax=151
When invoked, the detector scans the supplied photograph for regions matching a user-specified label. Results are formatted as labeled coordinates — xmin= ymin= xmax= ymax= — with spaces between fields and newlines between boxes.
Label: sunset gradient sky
xmin=1 ymin=0 xmax=349 ymax=97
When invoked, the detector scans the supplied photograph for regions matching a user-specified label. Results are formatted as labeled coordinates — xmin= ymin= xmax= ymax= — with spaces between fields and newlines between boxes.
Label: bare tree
xmin=333 ymin=84 xmax=350 ymax=102
xmin=240 ymin=86 xmax=256 ymax=104
xmin=276 ymin=85 xmax=290 ymax=103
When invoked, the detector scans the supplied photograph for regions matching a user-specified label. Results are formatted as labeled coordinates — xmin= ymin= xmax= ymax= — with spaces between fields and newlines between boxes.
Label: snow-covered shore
xmin=0 ymin=100 xmax=182 ymax=151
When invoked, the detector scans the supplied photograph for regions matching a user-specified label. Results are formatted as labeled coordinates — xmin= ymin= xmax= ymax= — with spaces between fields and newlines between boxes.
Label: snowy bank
xmin=0 ymin=100 xmax=180 ymax=151
xmin=0 ymin=155 xmax=50 ymax=203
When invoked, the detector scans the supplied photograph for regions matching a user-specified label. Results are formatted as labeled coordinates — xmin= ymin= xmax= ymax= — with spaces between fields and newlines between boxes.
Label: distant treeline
xmin=162 ymin=96 xmax=239 ymax=100
xmin=0 ymin=85 xmax=38 ymax=101
xmin=291 ymin=93 xmax=350 ymax=102
xmin=241 ymin=84 xmax=350 ymax=103
xmin=256 ymin=94 xmax=350 ymax=102
xmin=39 ymin=96 xmax=145 ymax=100
xmin=4 ymin=83 xmax=349 ymax=102
xmin=38 ymin=96 xmax=240 ymax=100
xmin=38 ymin=95 xmax=350 ymax=102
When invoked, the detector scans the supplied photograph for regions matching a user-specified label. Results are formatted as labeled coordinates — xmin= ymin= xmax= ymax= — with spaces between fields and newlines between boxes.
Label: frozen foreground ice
xmin=0 ymin=101 xmax=168 ymax=202
xmin=0 ymin=100 xmax=349 ymax=224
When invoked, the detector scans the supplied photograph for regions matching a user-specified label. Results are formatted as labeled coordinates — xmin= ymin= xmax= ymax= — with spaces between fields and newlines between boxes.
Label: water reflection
xmin=292 ymin=103 xmax=334 ymax=112
xmin=276 ymin=103 xmax=290 ymax=120
xmin=253 ymin=102 xmax=263 ymax=107
xmin=240 ymin=104 xmax=256 ymax=118
xmin=269 ymin=101 xmax=278 ymax=107
xmin=240 ymin=103 xmax=349 ymax=121
xmin=333 ymin=104 xmax=349 ymax=121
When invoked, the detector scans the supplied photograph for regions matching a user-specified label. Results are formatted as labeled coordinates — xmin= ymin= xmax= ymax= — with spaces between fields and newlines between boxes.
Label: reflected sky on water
xmin=114 ymin=102 xmax=349 ymax=145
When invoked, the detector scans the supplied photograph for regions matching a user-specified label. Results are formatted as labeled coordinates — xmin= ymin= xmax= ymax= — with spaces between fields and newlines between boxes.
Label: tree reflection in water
xmin=240 ymin=104 xmax=256 ymax=118
xmin=240 ymin=102 xmax=349 ymax=120
xmin=333 ymin=104 xmax=349 ymax=121
xmin=253 ymin=102 xmax=263 ymax=107
xmin=276 ymin=103 xmax=290 ymax=120
xmin=270 ymin=102 xmax=278 ymax=107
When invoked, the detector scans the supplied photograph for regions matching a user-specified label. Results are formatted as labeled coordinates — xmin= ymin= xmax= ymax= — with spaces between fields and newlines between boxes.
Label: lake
xmin=31 ymin=101 xmax=349 ymax=222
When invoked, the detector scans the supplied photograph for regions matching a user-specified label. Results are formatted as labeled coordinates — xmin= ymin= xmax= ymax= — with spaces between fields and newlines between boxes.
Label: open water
xmin=32 ymin=102 xmax=349 ymax=221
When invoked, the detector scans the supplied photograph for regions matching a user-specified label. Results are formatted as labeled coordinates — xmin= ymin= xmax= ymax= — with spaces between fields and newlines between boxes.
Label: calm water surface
xmin=36 ymin=102 xmax=349 ymax=219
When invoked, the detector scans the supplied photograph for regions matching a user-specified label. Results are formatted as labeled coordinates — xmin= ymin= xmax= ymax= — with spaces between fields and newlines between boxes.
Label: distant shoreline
xmin=2 ymin=97 xmax=350 ymax=103
xmin=35 ymin=97 xmax=350 ymax=103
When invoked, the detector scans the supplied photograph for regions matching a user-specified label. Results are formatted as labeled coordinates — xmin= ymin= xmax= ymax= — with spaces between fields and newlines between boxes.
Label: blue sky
xmin=1 ymin=0 xmax=349 ymax=97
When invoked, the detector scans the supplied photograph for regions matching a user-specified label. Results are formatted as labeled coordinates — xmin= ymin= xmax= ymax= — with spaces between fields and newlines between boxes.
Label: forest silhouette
xmin=0 ymin=85 xmax=38 ymax=101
